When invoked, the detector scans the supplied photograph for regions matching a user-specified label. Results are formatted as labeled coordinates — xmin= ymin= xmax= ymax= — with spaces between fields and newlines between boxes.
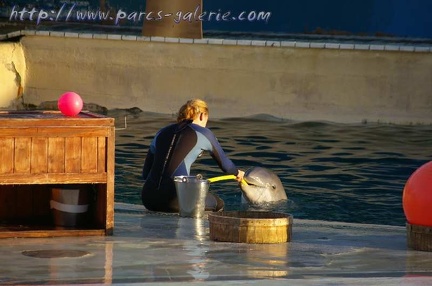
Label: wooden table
xmin=0 ymin=110 xmax=115 ymax=238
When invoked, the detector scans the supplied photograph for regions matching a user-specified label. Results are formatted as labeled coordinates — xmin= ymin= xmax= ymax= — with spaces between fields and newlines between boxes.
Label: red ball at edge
xmin=58 ymin=92 xmax=83 ymax=116
xmin=403 ymin=161 xmax=432 ymax=226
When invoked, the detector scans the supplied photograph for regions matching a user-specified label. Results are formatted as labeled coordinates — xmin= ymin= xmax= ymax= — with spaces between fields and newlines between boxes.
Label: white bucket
xmin=174 ymin=176 xmax=209 ymax=218
xmin=50 ymin=187 xmax=89 ymax=227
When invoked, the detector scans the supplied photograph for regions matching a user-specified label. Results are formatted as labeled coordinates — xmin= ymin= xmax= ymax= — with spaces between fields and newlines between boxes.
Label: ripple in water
xmin=114 ymin=111 xmax=432 ymax=226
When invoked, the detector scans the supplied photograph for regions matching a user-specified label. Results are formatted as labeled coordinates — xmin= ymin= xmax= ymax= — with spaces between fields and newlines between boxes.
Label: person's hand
xmin=236 ymin=170 xmax=245 ymax=183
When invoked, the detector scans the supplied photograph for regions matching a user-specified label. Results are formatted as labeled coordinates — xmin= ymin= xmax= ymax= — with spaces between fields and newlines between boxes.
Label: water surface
xmin=114 ymin=111 xmax=432 ymax=226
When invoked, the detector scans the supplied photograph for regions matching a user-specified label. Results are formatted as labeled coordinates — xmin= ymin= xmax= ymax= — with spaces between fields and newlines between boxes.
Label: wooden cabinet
xmin=0 ymin=111 xmax=115 ymax=238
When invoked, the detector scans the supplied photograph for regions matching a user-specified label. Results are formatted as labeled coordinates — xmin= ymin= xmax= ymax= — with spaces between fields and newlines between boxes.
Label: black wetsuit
xmin=141 ymin=120 xmax=239 ymax=212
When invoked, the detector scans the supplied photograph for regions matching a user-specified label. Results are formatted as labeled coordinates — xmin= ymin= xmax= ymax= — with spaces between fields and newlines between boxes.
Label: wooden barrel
xmin=208 ymin=211 xmax=293 ymax=244
xmin=407 ymin=222 xmax=432 ymax=251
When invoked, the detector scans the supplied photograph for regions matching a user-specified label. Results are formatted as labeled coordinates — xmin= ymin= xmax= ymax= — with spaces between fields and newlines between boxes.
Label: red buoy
xmin=403 ymin=161 xmax=432 ymax=227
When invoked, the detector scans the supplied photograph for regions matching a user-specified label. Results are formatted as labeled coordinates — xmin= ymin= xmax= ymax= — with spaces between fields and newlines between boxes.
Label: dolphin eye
xmin=272 ymin=184 xmax=276 ymax=190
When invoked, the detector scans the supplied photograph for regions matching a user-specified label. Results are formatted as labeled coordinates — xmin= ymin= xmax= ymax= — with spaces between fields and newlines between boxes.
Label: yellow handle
xmin=208 ymin=175 xmax=247 ymax=184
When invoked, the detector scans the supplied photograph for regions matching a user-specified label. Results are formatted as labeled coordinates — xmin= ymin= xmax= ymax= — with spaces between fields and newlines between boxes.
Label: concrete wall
xmin=14 ymin=35 xmax=432 ymax=124
xmin=0 ymin=42 xmax=26 ymax=107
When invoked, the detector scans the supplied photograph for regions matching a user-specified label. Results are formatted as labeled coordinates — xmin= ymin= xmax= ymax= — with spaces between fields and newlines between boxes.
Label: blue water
xmin=113 ymin=111 xmax=432 ymax=226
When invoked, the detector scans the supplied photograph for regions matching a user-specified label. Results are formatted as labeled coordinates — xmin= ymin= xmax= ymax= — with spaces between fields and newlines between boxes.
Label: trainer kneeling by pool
xmin=141 ymin=99 xmax=245 ymax=213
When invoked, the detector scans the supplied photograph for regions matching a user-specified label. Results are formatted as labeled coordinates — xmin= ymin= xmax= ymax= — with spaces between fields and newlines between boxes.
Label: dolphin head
xmin=239 ymin=167 xmax=287 ymax=204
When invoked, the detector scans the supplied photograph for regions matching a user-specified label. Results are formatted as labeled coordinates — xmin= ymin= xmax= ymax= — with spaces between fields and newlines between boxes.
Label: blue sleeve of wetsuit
xmin=196 ymin=127 xmax=239 ymax=175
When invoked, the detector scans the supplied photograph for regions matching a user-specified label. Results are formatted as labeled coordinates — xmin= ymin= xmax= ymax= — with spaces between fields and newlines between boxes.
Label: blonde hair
xmin=177 ymin=99 xmax=209 ymax=122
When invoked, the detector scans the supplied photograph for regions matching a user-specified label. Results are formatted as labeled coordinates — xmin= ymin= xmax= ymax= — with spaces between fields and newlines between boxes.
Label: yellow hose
xmin=208 ymin=175 xmax=247 ymax=184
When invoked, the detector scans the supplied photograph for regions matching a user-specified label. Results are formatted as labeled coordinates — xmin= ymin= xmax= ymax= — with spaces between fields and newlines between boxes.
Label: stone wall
xmin=0 ymin=42 xmax=26 ymax=107
xmin=5 ymin=33 xmax=432 ymax=124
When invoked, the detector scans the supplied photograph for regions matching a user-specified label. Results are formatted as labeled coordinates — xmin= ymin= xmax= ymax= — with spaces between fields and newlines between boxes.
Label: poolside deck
xmin=1 ymin=203 xmax=432 ymax=285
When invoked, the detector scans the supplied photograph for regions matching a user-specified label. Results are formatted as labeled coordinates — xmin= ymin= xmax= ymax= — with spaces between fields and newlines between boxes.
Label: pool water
xmin=114 ymin=111 xmax=432 ymax=226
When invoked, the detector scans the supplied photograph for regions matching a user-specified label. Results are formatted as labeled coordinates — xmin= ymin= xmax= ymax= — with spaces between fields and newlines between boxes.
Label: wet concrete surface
xmin=1 ymin=203 xmax=432 ymax=285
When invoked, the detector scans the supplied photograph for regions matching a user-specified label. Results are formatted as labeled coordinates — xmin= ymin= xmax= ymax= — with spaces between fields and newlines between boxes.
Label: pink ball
xmin=58 ymin=92 xmax=83 ymax=116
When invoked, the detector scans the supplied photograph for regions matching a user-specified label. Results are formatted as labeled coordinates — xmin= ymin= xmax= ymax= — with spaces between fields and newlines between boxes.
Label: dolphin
xmin=239 ymin=167 xmax=287 ymax=204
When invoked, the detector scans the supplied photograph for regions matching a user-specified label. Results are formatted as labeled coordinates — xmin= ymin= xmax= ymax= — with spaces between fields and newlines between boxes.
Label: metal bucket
xmin=50 ymin=187 xmax=89 ymax=227
xmin=174 ymin=176 xmax=209 ymax=218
